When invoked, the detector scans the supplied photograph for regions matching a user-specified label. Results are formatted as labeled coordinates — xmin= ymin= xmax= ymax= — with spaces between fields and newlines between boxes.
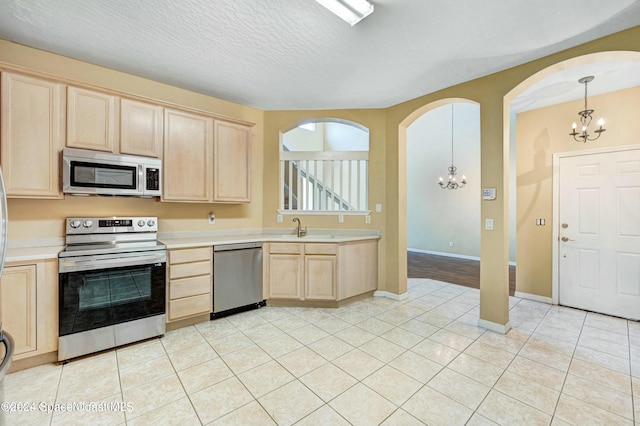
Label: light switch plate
xmin=485 ymin=218 xmax=493 ymax=230
xmin=277 ymin=214 xmax=283 ymax=223
xmin=365 ymin=215 xmax=371 ymax=224
xmin=375 ymin=204 xmax=382 ymax=212
xmin=338 ymin=214 xmax=344 ymax=223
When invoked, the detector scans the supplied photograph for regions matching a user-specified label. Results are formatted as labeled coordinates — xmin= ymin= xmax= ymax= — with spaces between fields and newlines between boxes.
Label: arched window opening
xmin=280 ymin=119 xmax=369 ymax=213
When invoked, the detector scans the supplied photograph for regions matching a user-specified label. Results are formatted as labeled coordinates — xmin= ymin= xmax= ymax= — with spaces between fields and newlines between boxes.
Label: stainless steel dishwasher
xmin=212 ymin=242 xmax=265 ymax=319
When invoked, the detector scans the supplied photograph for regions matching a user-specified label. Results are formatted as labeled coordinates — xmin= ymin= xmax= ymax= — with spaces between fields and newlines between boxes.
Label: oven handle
xmin=59 ymin=252 xmax=166 ymax=273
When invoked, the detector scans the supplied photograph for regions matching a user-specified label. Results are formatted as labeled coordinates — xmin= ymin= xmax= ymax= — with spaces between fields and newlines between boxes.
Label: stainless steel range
xmin=58 ymin=217 xmax=166 ymax=361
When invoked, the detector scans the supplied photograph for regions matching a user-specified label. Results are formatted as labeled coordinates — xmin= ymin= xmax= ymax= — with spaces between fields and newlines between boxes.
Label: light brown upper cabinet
xmin=163 ymin=109 xmax=252 ymax=203
xmin=120 ymin=98 xmax=163 ymax=158
xmin=213 ymin=120 xmax=251 ymax=202
xmin=163 ymin=108 xmax=213 ymax=202
xmin=1 ymin=72 xmax=65 ymax=198
xmin=67 ymin=86 xmax=118 ymax=152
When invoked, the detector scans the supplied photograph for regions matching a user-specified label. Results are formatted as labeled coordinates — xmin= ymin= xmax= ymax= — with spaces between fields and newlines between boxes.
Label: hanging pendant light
xmin=438 ymin=104 xmax=467 ymax=190
xmin=569 ymin=76 xmax=606 ymax=143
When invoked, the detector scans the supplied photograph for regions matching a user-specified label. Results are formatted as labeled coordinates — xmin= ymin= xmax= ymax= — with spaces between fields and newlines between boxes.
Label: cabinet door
xmin=268 ymin=254 xmax=303 ymax=299
xmin=0 ymin=264 xmax=37 ymax=356
xmin=305 ymin=255 xmax=337 ymax=300
xmin=120 ymin=98 xmax=163 ymax=158
xmin=213 ymin=121 xmax=251 ymax=202
xmin=338 ymin=240 xmax=378 ymax=300
xmin=163 ymin=109 xmax=213 ymax=202
xmin=1 ymin=72 xmax=64 ymax=198
xmin=67 ymin=86 xmax=118 ymax=151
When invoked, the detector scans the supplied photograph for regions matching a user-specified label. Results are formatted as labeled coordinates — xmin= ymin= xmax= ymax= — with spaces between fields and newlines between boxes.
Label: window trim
xmin=279 ymin=119 xmax=370 ymax=215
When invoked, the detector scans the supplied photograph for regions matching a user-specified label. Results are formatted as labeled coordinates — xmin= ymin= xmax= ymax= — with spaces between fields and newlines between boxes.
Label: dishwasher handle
xmin=214 ymin=242 xmax=262 ymax=252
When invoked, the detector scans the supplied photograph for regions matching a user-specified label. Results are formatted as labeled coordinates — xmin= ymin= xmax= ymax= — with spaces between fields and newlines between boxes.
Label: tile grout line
xmin=167 ymin=330 xmax=208 ymax=426
xmin=548 ymin=305 xmax=587 ymax=424
xmin=461 ymin=296 xmax=551 ymax=424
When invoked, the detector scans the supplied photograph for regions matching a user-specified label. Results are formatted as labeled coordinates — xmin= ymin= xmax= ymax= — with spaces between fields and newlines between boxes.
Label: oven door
xmin=59 ymin=251 xmax=166 ymax=337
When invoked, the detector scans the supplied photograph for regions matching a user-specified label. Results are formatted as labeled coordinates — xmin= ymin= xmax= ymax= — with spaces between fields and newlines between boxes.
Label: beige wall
xmin=0 ymin=40 xmax=265 ymax=240
xmin=516 ymin=86 xmax=640 ymax=297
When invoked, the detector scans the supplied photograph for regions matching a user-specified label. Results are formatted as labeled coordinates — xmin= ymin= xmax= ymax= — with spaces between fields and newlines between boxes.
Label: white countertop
xmin=6 ymin=245 xmax=64 ymax=262
xmin=3 ymin=229 xmax=381 ymax=261
xmin=159 ymin=230 xmax=381 ymax=249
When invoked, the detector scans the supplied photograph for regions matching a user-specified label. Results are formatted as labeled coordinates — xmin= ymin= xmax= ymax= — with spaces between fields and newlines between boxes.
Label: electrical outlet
xmin=338 ymin=214 xmax=344 ymax=223
xmin=449 ymin=241 xmax=454 ymax=247
xmin=277 ymin=214 xmax=283 ymax=223
xmin=375 ymin=204 xmax=382 ymax=212
xmin=208 ymin=213 xmax=215 ymax=224
xmin=485 ymin=218 xmax=493 ymax=230
xmin=365 ymin=215 xmax=371 ymax=224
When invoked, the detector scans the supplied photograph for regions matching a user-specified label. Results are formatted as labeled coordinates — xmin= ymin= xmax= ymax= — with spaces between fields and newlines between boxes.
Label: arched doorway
xmin=406 ymin=100 xmax=482 ymax=288
xmin=505 ymin=51 xmax=640 ymax=318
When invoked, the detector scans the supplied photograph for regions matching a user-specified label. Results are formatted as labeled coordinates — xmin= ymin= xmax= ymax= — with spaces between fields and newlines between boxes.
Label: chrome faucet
xmin=292 ymin=217 xmax=307 ymax=238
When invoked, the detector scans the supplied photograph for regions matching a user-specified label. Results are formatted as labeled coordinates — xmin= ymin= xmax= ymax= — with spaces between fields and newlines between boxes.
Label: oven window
xmin=79 ymin=269 xmax=152 ymax=310
xmin=71 ymin=161 xmax=137 ymax=189
xmin=59 ymin=263 xmax=165 ymax=336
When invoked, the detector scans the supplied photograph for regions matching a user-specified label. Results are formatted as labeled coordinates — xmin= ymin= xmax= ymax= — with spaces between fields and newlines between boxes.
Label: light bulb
xmin=572 ymin=122 xmax=577 ymax=130
xmin=597 ymin=118 xmax=604 ymax=127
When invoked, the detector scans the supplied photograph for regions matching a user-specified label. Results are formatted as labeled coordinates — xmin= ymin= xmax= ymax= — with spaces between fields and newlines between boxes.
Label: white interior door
xmin=558 ymin=148 xmax=640 ymax=320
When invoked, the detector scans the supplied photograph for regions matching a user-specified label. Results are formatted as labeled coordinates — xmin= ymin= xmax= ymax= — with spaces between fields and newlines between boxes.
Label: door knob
xmin=561 ymin=236 xmax=574 ymax=242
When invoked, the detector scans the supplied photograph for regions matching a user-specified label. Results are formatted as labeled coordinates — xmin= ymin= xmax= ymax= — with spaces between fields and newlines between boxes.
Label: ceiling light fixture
xmin=569 ymin=76 xmax=606 ymax=143
xmin=438 ymin=104 xmax=467 ymax=190
xmin=314 ymin=0 xmax=374 ymax=26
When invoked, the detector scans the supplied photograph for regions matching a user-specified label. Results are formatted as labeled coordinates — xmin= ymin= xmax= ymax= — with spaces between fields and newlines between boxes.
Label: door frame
xmin=551 ymin=143 xmax=640 ymax=305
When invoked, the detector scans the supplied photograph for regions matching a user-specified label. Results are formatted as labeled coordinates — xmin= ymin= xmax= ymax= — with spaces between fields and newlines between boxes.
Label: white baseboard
xmin=477 ymin=318 xmax=511 ymax=334
xmin=408 ymin=248 xmax=480 ymax=261
xmin=514 ymin=291 xmax=553 ymax=304
xmin=373 ymin=291 xmax=408 ymax=301
xmin=408 ymin=248 xmax=516 ymax=266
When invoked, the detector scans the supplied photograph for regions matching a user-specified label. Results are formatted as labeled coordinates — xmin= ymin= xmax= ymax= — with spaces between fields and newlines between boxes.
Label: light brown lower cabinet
xmin=266 ymin=239 xmax=377 ymax=303
xmin=0 ymin=260 xmax=58 ymax=360
xmin=167 ymin=247 xmax=212 ymax=322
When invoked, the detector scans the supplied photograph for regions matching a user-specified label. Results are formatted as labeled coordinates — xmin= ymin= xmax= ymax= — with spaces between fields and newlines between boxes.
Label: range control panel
xmin=66 ymin=217 xmax=158 ymax=235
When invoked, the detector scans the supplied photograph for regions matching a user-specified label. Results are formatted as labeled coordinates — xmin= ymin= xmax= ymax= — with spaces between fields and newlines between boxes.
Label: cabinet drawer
xmin=305 ymin=243 xmax=337 ymax=255
xmin=170 ymin=274 xmax=211 ymax=300
xmin=169 ymin=247 xmax=211 ymax=264
xmin=269 ymin=243 xmax=302 ymax=255
xmin=169 ymin=261 xmax=211 ymax=279
xmin=168 ymin=294 xmax=211 ymax=321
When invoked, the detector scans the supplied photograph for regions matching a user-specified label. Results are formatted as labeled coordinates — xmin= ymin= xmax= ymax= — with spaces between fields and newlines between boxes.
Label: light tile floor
xmin=2 ymin=278 xmax=639 ymax=425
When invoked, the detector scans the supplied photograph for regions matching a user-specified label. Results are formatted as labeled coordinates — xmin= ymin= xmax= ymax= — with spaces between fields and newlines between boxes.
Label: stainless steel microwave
xmin=63 ymin=148 xmax=161 ymax=197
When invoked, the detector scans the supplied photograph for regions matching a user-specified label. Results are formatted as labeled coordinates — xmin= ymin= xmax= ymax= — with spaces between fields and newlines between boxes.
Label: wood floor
xmin=408 ymin=251 xmax=516 ymax=296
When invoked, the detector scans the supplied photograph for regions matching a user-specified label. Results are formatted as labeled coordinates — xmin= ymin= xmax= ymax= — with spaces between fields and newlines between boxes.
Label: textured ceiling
xmin=0 ymin=0 xmax=639 ymax=110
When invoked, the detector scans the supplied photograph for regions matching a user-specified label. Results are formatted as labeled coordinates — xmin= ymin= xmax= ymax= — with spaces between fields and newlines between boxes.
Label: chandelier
xmin=569 ymin=76 xmax=606 ymax=143
xmin=438 ymin=104 xmax=467 ymax=190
